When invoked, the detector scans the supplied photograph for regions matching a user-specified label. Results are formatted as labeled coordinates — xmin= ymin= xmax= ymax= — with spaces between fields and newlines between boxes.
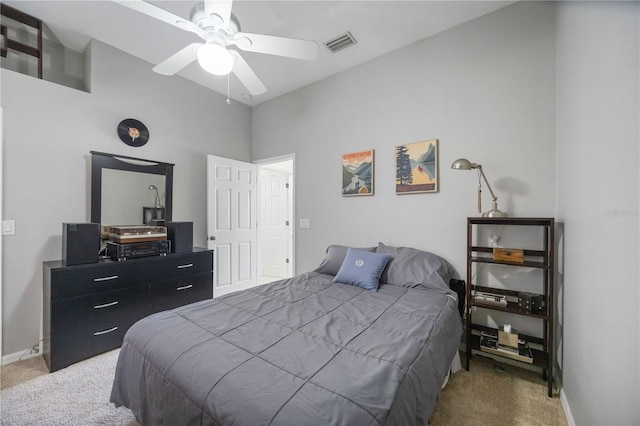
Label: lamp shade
xmin=451 ymin=158 xmax=475 ymax=170
xmin=197 ymin=43 xmax=235 ymax=76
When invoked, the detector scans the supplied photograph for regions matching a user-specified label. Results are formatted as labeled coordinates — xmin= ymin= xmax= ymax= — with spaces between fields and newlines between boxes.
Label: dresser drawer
xmin=43 ymin=249 xmax=214 ymax=372
xmin=150 ymin=272 xmax=213 ymax=313
xmin=49 ymin=261 xmax=139 ymax=301
xmin=48 ymin=284 xmax=148 ymax=371
xmin=51 ymin=284 xmax=148 ymax=334
xmin=48 ymin=317 xmax=127 ymax=372
xmin=147 ymin=250 xmax=213 ymax=281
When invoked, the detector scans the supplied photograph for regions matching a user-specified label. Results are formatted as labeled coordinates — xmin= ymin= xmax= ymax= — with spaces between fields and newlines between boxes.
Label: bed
xmin=110 ymin=242 xmax=463 ymax=425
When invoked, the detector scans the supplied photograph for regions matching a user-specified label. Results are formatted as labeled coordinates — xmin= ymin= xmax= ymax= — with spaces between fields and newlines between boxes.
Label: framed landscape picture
xmin=395 ymin=139 xmax=439 ymax=194
xmin=341 ymin=149 xmax=374 ymax=196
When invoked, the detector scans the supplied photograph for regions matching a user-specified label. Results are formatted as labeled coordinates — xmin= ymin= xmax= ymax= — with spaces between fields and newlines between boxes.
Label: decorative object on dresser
xmin=42 ymin=248 xmax=213 ymax=373
xmin=62 ymin=223 xmax=100 ymax=266
xmin=106 ymin=239 xmax=171 ymax=261
xmin=105 ymin=225 xmax=170 ymax=261
xmin=451 ymin=158 xmax=508 ymax=217
xmin=465 ymin=217 xmax=555 ymax=397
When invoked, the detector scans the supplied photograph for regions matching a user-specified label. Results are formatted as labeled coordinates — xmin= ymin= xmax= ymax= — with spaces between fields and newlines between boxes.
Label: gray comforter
xmin=111 ymin=272 xmax=462 ymax=425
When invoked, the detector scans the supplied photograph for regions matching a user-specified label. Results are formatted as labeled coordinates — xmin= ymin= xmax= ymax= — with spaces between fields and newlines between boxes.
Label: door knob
xmin=209 ymin=235 xmax=216 ymax=241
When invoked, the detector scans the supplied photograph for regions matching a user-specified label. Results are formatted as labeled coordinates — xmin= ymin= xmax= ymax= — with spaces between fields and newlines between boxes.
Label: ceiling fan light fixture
xmin=197 ymin=42 xmax=234 ymax=75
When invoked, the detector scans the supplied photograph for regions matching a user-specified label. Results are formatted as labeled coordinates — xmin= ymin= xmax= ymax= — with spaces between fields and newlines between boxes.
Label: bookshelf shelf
xmin=465 ymin=217 xmax=555 ymax=397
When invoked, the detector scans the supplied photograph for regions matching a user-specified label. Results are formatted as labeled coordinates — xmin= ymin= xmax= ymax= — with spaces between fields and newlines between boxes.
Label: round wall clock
xmin=117 ymin=118 xmax=149 ymax=147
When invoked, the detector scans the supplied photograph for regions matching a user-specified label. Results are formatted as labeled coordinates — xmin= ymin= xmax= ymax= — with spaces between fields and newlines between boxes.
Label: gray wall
xmin=556 ymin=2 xmax=639 ymax=425
xmin=253 ymin=1 xmax=640 ymax=424
xmin=252 ymin=1 xmax=556 ymax=277
xmin=1 ymin=39 xmax=252 ymax=356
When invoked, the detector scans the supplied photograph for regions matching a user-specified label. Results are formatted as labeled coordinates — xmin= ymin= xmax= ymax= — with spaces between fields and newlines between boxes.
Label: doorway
xmin=256 ymin=156 xmax=294 ymax=284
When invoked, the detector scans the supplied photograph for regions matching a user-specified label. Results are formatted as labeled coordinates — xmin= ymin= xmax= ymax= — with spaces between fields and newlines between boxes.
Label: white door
xmin=207 ymin=155 xmax=258 ymax=297
xmin=260 ymin=170 xmax=290 ymax=278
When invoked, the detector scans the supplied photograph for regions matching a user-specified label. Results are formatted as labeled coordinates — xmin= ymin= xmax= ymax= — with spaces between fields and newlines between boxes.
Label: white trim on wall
xmin=560 ymin=389 xmax=576 ymax=426
xmin=2 ymin=349 xmax=41 ymax=366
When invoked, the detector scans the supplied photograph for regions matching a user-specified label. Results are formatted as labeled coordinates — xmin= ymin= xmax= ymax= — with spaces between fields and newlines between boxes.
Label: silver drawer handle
xmin=176 ymin=284 xmax=193 ymax=291
xmin=93 ymin=275 xmax=118 ymax=282
xmin=177 ymin=263 xmax=193 ymax=269
xmin=94 ymin=326 xmax=118 ymax=336
xmin=94 ymin=301 xmax=118 ymax=309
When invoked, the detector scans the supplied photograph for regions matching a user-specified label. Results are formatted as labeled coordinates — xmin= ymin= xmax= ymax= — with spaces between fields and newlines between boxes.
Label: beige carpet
xmin=1 ymin=350 xmax=566 ymax=425
xmin=430 ymin=354 xmax=567 ymax=426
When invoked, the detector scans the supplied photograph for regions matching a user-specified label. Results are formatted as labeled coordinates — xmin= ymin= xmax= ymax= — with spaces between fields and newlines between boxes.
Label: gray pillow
xmin=314 ymin=245 xmax=376 ymax=276
xmin=375 ymin=242 xmax=457 ymax=290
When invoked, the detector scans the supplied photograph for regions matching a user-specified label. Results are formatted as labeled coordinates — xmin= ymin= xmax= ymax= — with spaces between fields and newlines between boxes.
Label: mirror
xmin=90 ymin=151 xmax=174 ymax=229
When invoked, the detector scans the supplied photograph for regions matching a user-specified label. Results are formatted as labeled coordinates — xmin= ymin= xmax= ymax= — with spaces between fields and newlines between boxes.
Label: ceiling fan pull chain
xmin=226 ymin=73 xmax=231 ymax=105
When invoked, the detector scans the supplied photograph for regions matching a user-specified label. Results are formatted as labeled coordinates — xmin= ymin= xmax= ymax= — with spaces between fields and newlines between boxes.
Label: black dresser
xmin=43 ymin=248 xmax=213 ymax=372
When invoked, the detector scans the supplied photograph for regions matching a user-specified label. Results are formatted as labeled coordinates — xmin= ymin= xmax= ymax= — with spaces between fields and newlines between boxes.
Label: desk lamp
xmin=451 ymin=158 xmax=508 ymax=218
xmin=148 ymin=185 xmax=163 ymax=208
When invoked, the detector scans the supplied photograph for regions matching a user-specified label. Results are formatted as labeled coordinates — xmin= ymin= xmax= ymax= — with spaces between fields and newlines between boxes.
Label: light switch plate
xmin=2 ymin=220 xmax=15 ymax=235
xmin=299 ymin=218 xmax=310 ymax=228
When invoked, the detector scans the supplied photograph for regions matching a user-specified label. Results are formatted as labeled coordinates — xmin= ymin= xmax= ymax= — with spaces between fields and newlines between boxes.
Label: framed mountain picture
xmin=395 ymin=139 xmax=439 ymax=194
xmin=341 ymin=149 xmax=374 ymax=196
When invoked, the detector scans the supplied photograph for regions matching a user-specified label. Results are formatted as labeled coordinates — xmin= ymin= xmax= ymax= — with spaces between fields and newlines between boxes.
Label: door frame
xmin=254 ymin=154 xmax=295 ymax=279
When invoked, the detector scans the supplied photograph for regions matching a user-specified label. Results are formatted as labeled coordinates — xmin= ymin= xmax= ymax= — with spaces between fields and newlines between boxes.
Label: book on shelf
xmin=479 ymin=331 xmax=533 ymax=364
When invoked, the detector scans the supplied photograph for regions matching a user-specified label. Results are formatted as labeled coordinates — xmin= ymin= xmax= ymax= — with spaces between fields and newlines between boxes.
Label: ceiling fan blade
xmin=230 ymin=51 xmax=266 ymax=95
xmin=152 ymin=43 xmax=202 ymax=75
xmin=234 ymin=33 xmax=318 ymax=61
xmin=204 ymin=0 xmax=233 ymax=26
xmin=112 ymin=0 xmax=203 ymax=37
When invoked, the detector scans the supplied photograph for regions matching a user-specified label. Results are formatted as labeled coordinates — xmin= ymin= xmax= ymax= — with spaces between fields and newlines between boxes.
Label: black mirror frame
xmin=90 ymin=151 xmax=174 ymax=225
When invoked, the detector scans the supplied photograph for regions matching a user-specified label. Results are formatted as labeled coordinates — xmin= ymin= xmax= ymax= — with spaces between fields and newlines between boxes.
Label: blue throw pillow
xmin=333 ymin=248 xmax=391 ymax=291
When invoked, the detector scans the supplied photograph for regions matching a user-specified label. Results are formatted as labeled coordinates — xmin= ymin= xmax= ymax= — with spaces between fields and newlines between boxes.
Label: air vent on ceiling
xmin=325 ymin=31 xmax=357 ymax=53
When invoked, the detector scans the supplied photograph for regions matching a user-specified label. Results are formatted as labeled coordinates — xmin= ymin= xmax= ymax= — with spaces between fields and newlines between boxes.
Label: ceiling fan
xmin=112 ymin=0 xmax=319 ymax=96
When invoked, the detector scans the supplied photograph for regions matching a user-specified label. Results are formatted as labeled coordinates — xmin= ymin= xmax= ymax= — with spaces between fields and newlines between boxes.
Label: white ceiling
xmin=6 ymin=1 xmax=514 ymax=106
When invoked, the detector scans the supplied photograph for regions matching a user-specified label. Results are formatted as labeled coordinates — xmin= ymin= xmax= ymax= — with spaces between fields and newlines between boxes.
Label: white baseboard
xmin=560 ymin=388 xmax=576 ymax=426
xmin=1 ymin=348 xmax=41 ymax=366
